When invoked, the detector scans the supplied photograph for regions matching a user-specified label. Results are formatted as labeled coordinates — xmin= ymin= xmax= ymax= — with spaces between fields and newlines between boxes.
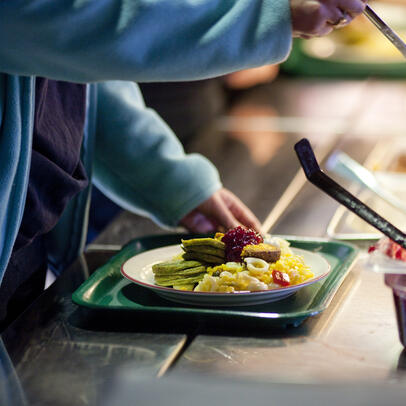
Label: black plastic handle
xmin=294 ymin=138 xmax=406 ymax=249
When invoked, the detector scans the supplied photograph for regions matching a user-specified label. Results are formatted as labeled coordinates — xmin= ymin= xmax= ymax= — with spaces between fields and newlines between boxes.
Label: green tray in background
xmin=281 ymin=39 xmax=406 ymax=79
xmin=72 ymin=234 xmax=358 ymax=328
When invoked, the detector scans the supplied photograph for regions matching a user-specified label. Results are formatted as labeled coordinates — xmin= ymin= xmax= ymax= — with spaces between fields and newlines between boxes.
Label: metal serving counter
xmin=3 ymin=78 xmax=406 ymax=405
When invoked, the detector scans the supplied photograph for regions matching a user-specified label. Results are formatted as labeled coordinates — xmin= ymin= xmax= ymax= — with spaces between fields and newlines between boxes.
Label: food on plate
xmin=181 ymin=237 xmax=225 ymax=264
xmin=241 ymin=243 xmax=281 ymax=263
xmin=152 ymin=226 xmax=314 ymax=293
xmin=152 ymin=259 xmax=206 ymax=288
xmin=244 ymin=257 xmax=269 ymax=272
xmin=221 ymin=226 xmax=263 ymax=262
xmin=181 ymin=237 xmax=225 ymax=250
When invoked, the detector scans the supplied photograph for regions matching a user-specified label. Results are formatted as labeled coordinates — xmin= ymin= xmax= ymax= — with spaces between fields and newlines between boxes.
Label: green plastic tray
xmin=281 ymin=39 xmax=406 ymax=79
xmin=72 ymin=234 xmax=358 ymax=328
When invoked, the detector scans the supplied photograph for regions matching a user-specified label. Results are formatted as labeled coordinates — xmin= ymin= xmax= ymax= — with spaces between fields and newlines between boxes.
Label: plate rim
xmin=120 ymin=245 xmax=331 ymax=298
xmin=71 ymin=235 xmax=359 ymax=325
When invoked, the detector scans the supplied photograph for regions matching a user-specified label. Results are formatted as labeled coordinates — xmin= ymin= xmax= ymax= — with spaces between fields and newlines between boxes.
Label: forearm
xmin=92 ymin=81 xmax=222 ymax=227
xmin=0 ymin=0 xmax=292 ymax=82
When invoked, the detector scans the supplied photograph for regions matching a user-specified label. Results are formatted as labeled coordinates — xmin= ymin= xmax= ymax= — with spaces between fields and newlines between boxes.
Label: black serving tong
xmin=363 ymin=5 xmax=406 ymax=59
xmin=294 ymin=138 xmax=406 ymax=249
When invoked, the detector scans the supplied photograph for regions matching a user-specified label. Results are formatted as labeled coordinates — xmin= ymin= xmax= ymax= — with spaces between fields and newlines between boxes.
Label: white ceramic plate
xmin=121 ymin=245 xmax=331 ymax=307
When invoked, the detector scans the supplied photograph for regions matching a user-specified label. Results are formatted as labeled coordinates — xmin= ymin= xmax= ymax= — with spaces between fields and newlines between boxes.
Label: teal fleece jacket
xmin=0 ymin=0 xmax=292 ymax=280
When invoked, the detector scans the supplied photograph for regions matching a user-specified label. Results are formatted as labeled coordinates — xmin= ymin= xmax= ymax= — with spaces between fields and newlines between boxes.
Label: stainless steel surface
xmin=364 ymin=5 xmax=406 ymax=59
xmin=174 ymin=262 xmax=405 ymax=382
xmin=1 ymin=251 xmax=188 ymax=406
xmin=99 ymin=373 xmax=406 ymax=406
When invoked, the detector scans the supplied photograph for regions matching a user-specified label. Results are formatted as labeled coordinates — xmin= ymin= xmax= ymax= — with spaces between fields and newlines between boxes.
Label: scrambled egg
xmin=194 ymin=238 xmax=314 ymax=293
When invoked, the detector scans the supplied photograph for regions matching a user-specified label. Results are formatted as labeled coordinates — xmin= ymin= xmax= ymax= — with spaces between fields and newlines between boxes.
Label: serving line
xmin=327 ymin=136 xmax=406 ymax=241
xmin=295 ymin=138 xmax=406 ymax=248
xmin=2 ymin=78 xmax=405 ymax=404
xmin=170 ymin=134 xmax=405 ymax=382
xmin=173 ymin=260 xmax=403 ymax=383
xmin=172 ymin=161 xmax=405 ymax=385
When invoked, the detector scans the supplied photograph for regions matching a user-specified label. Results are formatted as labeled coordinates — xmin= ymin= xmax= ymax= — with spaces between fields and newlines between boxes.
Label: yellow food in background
xmin=304 ymin=8 xmax=406 ymax=63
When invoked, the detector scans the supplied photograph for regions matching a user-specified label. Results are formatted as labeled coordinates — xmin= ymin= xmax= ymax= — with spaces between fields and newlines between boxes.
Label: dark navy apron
xmin=0 ymin=78 xmax=88 ymax=329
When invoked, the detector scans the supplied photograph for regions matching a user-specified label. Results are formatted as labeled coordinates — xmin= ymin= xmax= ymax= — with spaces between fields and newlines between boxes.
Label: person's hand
xmin=290 ymin=0 xmax=367 ymax=38
xmin=179 ymin=188 xmax=262 ymax=234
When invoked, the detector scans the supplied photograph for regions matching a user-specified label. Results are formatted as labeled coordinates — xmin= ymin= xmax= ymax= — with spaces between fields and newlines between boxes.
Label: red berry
xmin=272 ymin=270 xmax=290 ymax=287
xmin=385 ymin=240 xmax=406 ymax=262
xmin=221 ymin=226 xmax=263 ymax=262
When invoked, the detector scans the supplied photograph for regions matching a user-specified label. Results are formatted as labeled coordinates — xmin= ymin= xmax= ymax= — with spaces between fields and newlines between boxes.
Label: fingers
xmin=203 ymin=191 xmax=242 ymax=231
xmin=179 ymin=210 xmax=217 ymax=233
xmin=180 ymin=190 xmax=240 ymax=233
xmin=338 ymin=0 xmax=366 ymax=18
xmin=326 ymin=5 xmax=348 ymax=26
xmin=325 ymin=0 xmax=366 ymax=30
xmin=291 ymin=0 xmax=366 ymax=38
xmin=178 ymin=188 xmax=262 ymax=234
xmin=219 ymin=189 xmax=262 ymax=233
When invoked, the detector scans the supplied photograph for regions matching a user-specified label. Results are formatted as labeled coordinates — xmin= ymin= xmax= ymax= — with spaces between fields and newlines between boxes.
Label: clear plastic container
xmin=384 ymin=273 xmax=406 ymax=347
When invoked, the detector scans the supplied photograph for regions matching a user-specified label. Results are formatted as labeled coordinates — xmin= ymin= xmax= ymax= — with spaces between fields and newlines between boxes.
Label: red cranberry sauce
xmin=368 ymin=239 xmax=406 ymax=261
xmin=386 ymin=240 xmax=406 ymax=261
xmin=221 ymin=226 xmax=263 ymax=262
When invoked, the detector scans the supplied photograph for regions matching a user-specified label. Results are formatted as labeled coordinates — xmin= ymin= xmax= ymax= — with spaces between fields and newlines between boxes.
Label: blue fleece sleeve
xmin=92 ymin=81 xmax=222 ymax=227
xmin=0 ymin=0 xmax=292 ymax=82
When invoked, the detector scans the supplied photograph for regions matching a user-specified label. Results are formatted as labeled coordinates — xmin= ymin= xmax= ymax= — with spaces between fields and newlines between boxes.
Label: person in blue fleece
xmin=0 ymin=0 xmax=365 ymax=328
